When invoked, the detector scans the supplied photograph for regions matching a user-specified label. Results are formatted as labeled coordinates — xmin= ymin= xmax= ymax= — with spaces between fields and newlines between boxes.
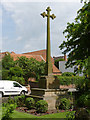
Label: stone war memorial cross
xmin=38 ymin=6 xmax=60 ymax=89
xmin=31 ymin=7 xmax=64 ymax=110
xmin=41 ymin=7 xmax=56 ymax=76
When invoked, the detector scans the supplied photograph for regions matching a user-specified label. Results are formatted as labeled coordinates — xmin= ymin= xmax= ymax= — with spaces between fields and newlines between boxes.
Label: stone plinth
xmin=39 ymin=75 xmax=60 ymax=89
xmin=30 ymin=75 xmax=69 ymax=110
xmin=30 ymin=88 xmax=68 ymax=110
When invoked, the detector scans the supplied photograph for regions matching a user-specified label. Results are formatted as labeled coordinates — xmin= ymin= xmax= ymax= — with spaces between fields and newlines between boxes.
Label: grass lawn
xmin=0 ymin=105 xmax=2 ymax=120
xmin=11 ymin=110 xmax=68 ymax=118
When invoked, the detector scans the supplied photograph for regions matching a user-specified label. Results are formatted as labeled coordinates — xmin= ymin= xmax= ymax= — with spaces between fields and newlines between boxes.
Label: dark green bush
xmin=75 ymin=78 xmax=89 ymax=91
xmin=7 ymin=96 xmax=14 ymax=104
xmin=57 ymin=75 xmax=85 ymax=86
xmin=75 ymin=108 xmax=90 ymax=120
xmin=59 ymin=98 xmax=70 ymax=110
xmin=19 ymin=95 xmax=25 ymax=106
xmin=36 ymin=100 xmax=48 ymax=113
xmin=57 ymin=76 xmax=73 ymax=85
xmin=61 ymin=72 xmax=76 ymax=76
xmin=25 ymin=97 xmax=35 ymax=109
xmin=76 ymin=92 xmax=90 ymax=108
xmin=14 ymin=95 xmax=25 ymax=107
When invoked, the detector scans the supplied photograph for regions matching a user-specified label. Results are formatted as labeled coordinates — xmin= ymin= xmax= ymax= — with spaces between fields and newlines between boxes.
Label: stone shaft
xmin=41 ymin=7 xmax=56 ymax=76
xmin=46 ymin=8 xmax=52 ymax=75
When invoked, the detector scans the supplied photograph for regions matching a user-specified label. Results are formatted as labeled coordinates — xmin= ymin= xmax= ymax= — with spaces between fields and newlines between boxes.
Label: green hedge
xmin=56 ymin=75 xmax=85 ymax=86
xmin=61 ymin=72 xmax=76 ymax=76
xmin=36 ymin=100 xmax=48 ymax=113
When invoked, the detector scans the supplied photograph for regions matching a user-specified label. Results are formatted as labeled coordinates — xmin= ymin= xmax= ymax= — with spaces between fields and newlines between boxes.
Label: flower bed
xmin=16 ymin=107 xmax=73 ymax=116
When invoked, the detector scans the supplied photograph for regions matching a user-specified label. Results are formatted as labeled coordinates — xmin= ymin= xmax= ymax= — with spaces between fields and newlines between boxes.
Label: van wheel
xmin=1 ymin=92 xmax=3 ymax=97
xmin=20 ymin=91 xmax=25 ymax=95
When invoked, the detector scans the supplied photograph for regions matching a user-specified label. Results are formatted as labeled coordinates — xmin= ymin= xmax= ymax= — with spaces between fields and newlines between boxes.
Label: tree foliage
xmin=2 ymin=53 xmax=15 ymax=70
xmin=15 ymin=56 xmax=45 ymax=82
xmin=59 ymin=2 xmax=90 ymax=74
xmin=9 ymin=66 xmax=23 ymax=77
xmin=61 ymin=72 xmax=76 ymax=76
xmin=2 ymin=54 xmax=45 ymax=84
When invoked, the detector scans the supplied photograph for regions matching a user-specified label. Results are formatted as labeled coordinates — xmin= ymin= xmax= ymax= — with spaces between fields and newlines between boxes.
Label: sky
xmin=0 ymin=0 xmax=84 ymax=57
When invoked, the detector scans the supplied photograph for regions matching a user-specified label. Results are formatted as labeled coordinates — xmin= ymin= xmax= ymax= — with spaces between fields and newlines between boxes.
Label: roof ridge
xmin=11 ymin=53 xmax=42 ymax=56
xmin=23 ymin=49 xmax=46 ymax=54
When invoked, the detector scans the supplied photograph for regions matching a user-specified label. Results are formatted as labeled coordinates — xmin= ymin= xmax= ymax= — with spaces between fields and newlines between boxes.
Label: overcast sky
xmin=0 ymin=0 xmax=84 ymax=57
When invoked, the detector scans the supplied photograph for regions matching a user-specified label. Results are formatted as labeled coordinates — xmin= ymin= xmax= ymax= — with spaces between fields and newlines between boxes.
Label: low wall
xmin=29 ymin=81 xmax=75 ymax=90
xmin=29 ymin=81 xmax=39 ymax=88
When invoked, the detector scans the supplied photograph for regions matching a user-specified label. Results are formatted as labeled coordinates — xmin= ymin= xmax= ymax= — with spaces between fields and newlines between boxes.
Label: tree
xmin=59 ymin=2 xmax=90 ymax=118
xmin=9 ymin=66 xmax=23 ymax=78
xmin=2 ymin=54 xmax=25 ymax=84
xmin=2 ymin=53 xmax=15 ymax=70
xmin=59 ymin=2 xmax=90 ymax=76
xmin=2 ymin=54 xmax=46 ymax=83
xmin=2 ymin=53 xmax=15 ymax=80
xmin=15 ymin=56 xmax=45 ymax=82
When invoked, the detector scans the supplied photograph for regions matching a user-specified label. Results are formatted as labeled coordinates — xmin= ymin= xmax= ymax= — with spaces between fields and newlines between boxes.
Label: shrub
xmin=14 ymin=95 xmax=25 ymax=107
xmin=57 ymin=75 xmax=85 ymax=86
xmin=66 ymin=111 xmax=75 ymax=120
xmin=59 ymin=98 xmax=70 ymax=110
xmin=2 ymin=104 xmax=16 ymax=120
xmin=14 ymin=96 xmax=22 ymax=107
xmin=57 ymin=76 xmax=73 ymax=85
xmin=61 ymin=72 xmax=76 ymax=76
xmin=75 ymin=108 xmax=89 ymax=120
xmin=76 ymin=92 xmax=90 ymax=108
xmin=19 ymin=95 xmax=25 ymax=102
xmin=36 ymin=100 xmax=48 ymax=113
xmin=25 ymin=97 xmax=35 ymax=109
xmin=7 ymin=96 xmax=14 ymax=104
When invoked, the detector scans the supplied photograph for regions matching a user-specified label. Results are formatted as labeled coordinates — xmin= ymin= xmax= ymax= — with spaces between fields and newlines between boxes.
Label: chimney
xmin=11 ymin=51 xmax=15 ymax=54
xmin=64 ymin=53 xmax=67 ymax=61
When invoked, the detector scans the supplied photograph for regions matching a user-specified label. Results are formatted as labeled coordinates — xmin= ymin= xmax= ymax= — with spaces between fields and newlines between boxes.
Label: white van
xmin=0 ymin=80 xmax=28 ymax=96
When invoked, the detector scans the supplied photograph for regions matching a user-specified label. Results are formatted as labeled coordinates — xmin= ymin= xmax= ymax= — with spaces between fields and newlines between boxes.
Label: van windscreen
xmin=13 ymin=82 xmax=21 ymax=87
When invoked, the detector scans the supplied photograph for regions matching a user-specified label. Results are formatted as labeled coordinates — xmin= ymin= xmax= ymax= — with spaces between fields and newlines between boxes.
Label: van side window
xmin=13 ymin=82 xmax=21 ymax=87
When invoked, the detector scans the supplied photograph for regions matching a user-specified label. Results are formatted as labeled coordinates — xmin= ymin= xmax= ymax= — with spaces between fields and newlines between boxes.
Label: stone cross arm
xmin=41 ymin=7 xmax=56 ymax=20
